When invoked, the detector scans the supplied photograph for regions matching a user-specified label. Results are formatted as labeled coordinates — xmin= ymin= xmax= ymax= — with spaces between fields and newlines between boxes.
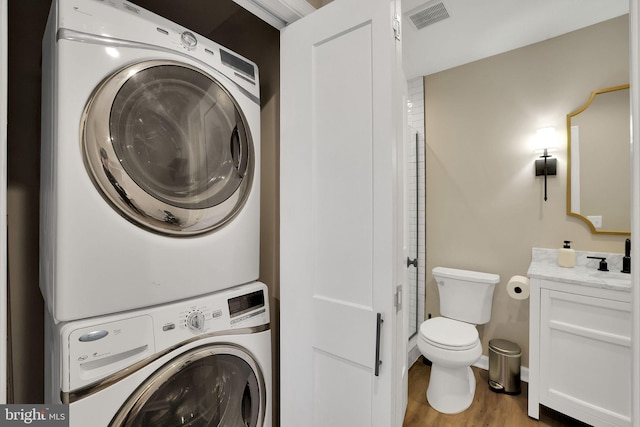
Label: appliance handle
xmin=230 ymin=125 xmax=249 ymax=176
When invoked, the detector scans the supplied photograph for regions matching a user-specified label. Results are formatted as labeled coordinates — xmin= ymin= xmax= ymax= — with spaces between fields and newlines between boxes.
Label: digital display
xmin=220 ymin=49 xmax=255 ymax=79
xmin=228 ymin=290 xmax=264 ymax=318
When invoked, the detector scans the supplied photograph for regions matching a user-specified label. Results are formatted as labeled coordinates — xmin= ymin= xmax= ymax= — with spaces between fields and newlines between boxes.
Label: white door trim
xmin=232 ymin=0 xmax=315 ymax=28
xmin=630 ymin=1 xmax=640 ymax=426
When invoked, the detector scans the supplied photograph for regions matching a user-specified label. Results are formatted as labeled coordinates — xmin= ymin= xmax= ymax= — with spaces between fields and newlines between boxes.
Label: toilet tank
xmin=433 ymin=267 xmax=500 ymax=325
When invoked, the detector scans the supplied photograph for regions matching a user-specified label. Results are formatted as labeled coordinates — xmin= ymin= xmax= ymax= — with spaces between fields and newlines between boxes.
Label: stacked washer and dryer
xmin=40 ymin=0 xmax=271 ymax=425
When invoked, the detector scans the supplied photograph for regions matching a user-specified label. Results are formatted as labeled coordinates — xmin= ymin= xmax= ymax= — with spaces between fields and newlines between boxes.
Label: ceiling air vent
xmin=408 ymin=1 xmax=450 ymax=30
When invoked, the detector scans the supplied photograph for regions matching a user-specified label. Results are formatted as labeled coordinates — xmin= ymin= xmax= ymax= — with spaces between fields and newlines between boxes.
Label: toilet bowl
xmin=418 ymin=317 xmax=482 ymax=414
xmin=418 ymin=267 xmax=499 ymax=414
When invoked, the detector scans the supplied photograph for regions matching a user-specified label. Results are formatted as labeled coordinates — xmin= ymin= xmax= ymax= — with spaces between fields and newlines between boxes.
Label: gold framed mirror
xmin=567 ymin=84 xmax=630 ymax=235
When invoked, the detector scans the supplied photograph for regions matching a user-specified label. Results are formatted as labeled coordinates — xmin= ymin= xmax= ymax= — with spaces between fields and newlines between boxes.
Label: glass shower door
xmin=407 ymin=127 xmax=424 ymax=339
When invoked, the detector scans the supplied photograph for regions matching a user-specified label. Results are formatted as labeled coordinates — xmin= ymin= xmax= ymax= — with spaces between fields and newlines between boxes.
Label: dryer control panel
xmin=65 ymin=0 xmax=260 ymax=95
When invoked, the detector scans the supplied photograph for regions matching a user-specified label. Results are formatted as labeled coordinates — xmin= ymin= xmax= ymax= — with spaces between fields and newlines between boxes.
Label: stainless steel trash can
xmin=488 ymin=339 xmax=521 ymax=394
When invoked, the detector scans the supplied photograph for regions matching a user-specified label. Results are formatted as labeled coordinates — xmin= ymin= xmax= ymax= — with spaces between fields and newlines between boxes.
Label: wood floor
xmin=403 ymin=358 xmax=591 ymax=427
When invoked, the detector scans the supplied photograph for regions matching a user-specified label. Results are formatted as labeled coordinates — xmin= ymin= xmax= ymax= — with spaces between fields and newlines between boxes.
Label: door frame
xmin=630 ymin=2 xmax=640 ymax=425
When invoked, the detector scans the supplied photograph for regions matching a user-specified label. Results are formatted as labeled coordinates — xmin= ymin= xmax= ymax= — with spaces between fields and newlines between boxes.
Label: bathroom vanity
xmin=528 ymin=248 xmax=632 ymax=427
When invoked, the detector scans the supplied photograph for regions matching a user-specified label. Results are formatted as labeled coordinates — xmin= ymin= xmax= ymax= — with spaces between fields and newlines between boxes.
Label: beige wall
xmin=424 ymin=15 xmax=630 ymax=367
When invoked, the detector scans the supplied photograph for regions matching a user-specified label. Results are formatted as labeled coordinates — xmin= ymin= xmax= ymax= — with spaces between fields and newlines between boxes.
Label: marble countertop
xmin=527 ymin=248 xmax=631 ymax=292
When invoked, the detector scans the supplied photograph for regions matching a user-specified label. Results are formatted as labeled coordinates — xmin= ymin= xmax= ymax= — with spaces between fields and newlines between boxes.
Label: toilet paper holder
xmin=506 ymin=275 xmax=530 ymax=300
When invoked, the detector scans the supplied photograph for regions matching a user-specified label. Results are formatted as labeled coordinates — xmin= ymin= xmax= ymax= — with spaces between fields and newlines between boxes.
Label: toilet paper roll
xmin=506 ymin=275 xmax=530 ymax=300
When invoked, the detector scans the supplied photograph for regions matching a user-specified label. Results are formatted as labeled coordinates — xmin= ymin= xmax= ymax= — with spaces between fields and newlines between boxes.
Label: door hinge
xmin=393 ymin=14 xmax=401 ymax=41
xmin=394 ymin=284 xmax=402 ymax=313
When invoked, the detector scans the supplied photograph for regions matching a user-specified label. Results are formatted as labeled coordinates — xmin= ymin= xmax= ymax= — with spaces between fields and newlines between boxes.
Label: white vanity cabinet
xmin=528 ymin=277 xmax=632 ymax=427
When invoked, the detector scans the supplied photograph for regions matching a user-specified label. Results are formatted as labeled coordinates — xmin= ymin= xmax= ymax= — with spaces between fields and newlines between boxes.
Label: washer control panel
xmin=158 ymin=284 xmax=268 ymax=341
xmin=61 ymin=282 xmax=269 ymax=392
xmin=67 ymin=315 xmax=155 ymax=391
xmin=174 ymin=303 xmax=219 ymax=335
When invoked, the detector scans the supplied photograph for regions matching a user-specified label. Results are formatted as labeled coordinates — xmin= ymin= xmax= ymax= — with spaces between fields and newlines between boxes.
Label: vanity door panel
xmin=539 ymin=289 xmax=632 ymax=427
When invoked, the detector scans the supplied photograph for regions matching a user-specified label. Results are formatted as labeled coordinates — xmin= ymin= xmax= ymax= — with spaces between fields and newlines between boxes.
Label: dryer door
xmin=82 ymin=60 xmax=254 ymax=236
xmin=110 ymin=344 xmax=266 ymax=427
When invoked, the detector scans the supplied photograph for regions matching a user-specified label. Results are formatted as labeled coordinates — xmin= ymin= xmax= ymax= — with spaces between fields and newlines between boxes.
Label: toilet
xmin=418 ymin=266 xmax=500 ymax=414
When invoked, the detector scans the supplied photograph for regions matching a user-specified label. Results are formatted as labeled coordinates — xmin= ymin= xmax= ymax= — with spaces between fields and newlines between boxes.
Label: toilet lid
xmin=420 ymin=317 xmax=479 ymax=350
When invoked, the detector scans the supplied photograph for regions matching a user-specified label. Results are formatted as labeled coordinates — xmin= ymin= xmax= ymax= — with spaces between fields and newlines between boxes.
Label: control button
xmin=162 ymin=323 xmax=176 ymax=332
xmin=78 ymin=330 xmax=109 ymax=342
xmin=180 ymin=31 xmax=197 ymax=50
xmin=186 ymin=311 xmax=205 ymax=332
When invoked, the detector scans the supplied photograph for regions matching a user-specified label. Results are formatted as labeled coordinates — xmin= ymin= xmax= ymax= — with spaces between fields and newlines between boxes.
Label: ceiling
xmin=401 ymin=0 xmax=629 ymax=79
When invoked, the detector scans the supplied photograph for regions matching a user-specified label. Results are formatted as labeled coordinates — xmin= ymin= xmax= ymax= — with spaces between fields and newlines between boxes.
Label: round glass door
xmin=82 ymin=60 xmax=254 ymax=236
xmin=110 ymin=345 xmax=265 ymax=427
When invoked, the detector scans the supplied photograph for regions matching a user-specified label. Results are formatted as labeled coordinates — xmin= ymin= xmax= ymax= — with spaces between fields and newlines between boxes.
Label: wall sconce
xmin=534 ymin=127 xmax=558 ymax=202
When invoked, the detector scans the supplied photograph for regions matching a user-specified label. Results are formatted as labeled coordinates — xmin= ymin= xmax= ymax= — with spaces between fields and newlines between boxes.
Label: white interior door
xmin=280 ymin=0 xmax=406 ymax=426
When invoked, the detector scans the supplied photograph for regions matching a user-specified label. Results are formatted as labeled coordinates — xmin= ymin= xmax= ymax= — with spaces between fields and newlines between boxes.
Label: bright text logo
xmin=0 ymin=405 xmax=68 ymax=426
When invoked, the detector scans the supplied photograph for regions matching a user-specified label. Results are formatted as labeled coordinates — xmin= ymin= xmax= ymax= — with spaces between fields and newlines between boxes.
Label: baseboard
xmin=472 ymin=355 xmax=529 ymax=383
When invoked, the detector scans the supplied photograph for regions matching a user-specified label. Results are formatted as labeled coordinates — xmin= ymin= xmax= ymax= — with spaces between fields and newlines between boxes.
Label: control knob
xmin=186 ymin=310 xmax=205 ymax=333
xmin=180 ymin=31 xmax=197 ymax=50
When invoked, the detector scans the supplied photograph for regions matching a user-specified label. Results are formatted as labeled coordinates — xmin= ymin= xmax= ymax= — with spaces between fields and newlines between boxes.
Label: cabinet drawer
xmin=544 ymin=290 xmax=631 ymax=340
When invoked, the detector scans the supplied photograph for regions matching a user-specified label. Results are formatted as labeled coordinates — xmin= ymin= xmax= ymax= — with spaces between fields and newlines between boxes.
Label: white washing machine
xmin=40 ymin=0 xmax=261 ymax=321
xmin=45 ymin=281 xmax=272 ymax=427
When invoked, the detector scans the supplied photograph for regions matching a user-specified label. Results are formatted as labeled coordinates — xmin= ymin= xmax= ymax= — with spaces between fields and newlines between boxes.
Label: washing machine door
xmin=82 ymin=60 xmax=254 ymax=236
xmin=110 ymin=344 xmax=266 ymax=427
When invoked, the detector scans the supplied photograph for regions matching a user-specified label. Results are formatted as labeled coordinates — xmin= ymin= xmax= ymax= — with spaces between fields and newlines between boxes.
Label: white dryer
xmin=45 ymin=281 xmax=272 ymax=427
xmin=40 ymin=0 xmax=261 ymax=321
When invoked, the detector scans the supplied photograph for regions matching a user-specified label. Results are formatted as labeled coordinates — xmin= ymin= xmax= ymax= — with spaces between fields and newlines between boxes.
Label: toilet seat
xmin=419 ymin=317 xmax=479 ymax=351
